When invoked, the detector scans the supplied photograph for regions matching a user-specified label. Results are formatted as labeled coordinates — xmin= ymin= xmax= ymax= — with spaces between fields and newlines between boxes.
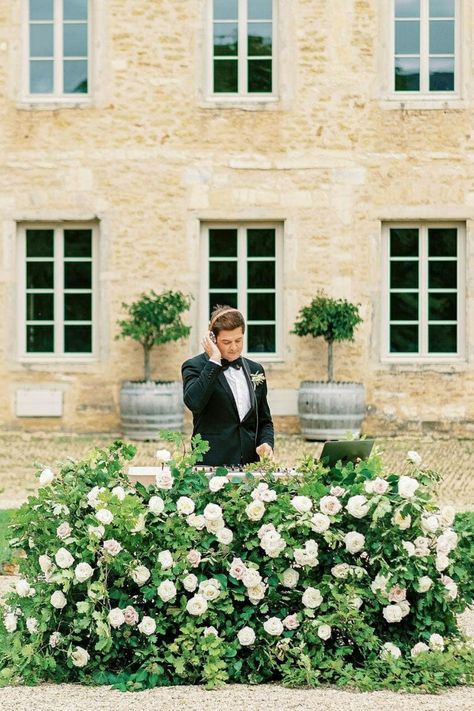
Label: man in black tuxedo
xmin=182 ymin=306 xmax=274 ymax=466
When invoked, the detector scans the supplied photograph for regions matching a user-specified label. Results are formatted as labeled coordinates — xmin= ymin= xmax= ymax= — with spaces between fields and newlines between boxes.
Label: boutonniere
xmin=250 ymin=371 xmax=266 ymax=389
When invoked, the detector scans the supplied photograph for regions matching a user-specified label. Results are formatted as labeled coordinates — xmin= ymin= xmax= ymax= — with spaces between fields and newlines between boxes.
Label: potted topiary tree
xmin=292 ymin=290 xmax=364 ymax=440
xmin=116 ymin=289 xmax=191 ymax=440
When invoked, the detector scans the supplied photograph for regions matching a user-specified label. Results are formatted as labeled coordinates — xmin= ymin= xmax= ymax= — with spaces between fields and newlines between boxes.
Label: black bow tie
xmin=221 ymin=357 xmax=243 ymax=370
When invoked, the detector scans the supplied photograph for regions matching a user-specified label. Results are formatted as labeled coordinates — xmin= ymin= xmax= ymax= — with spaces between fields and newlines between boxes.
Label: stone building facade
xmin=0 ymin=0 xmax=473 ymax=436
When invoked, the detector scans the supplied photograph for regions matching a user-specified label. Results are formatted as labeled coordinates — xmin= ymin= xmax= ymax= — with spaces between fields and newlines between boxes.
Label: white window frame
xmin=200 ymin=222 xmax=283 ymax=360
xmin=381 ymin=222 xmax=465 ymax=363
xmin=21 ymin=0 xmax=92 ymax=103
xmin=17 ymin=222 xmax=99 ymax=362
xmin=205 ymin=0 xmax=278 ymax=101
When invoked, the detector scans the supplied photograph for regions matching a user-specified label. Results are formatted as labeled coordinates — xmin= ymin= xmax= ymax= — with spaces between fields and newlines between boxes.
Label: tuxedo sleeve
xmin=256 ymin=368 xmax=274 ymax=449
xmin=182 ymin=358 xmax=222 ymax=414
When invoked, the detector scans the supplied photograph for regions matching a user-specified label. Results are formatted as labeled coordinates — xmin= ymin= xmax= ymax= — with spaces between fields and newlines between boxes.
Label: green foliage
xmin=0 ymin=509 xmax=17 ymax=570
xmin=292 ymin=291 xmax=362 ymax=344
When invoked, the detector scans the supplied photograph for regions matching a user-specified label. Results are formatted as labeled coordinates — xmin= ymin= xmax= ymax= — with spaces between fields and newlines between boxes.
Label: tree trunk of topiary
xmin=144 ymin=345 xmax=152 ymax=382
xmin=327 ymin=340 xmax=334 ymax=382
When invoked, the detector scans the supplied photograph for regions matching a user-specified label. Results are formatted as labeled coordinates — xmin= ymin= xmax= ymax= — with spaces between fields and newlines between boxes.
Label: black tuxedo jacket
xmin=181 ymin=352 xmax=274 ymax=466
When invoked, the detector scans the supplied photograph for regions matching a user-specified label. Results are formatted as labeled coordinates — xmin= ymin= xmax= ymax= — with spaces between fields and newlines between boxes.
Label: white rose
xmin=263 ymin=617 xmax=284 ymax=636
xmin=203 ymin=503 xmax=223 ymax=521
xmin=88 ymin=525 xmax=105 ymax=539
xmin=350 ymin=596 xmax=363 ymax=610
xmin=96 ymin=508 xmax=113 ymax=525
xmin=186 ymin=594 xmax=208 ymax=616
xmin=411 ymin=642 xmax=429 ymax=657
xmin=346 ymin=495 xmax=369 ymax=518
xmin=421 ymin=515 xmax=439 ymax=534
xmin=49 ymin=631 xmax=61 ymax=648
xmin=103 ymin=539 xmax=122 ymax=556
xmin=55 ymin=548 xmax=74 ymax=569
xmin=310 ymin=512 xmax=331 ymax=533
xmin=365 ymin=477 xmax=389 ymax=495
xmin=441 ymin=575 xmax=458 ymax=600
xmin=371 ymin=574 xmax=389 ymax=594
xmin=429 ymin=633 xmax=444 ymax=651
xmin=123 ymin=606 xmax=139 ymax=625
xmin=155 ymin=470 xmax=174 ymax=490
xmin=382 ymin=604 xmax=403 ymax=623
xmin=291 ymin=496 xmax=312 ymax=513
xmin=131 ymin=513 xmax=146 ymax=533
xmin=417 ymin=576 xmax=433 ymax=593
xmin=155 ymin=449 xmax=171 ymax=462
xmin=398 ymin=600 xmax=410 ymax=618
xmin=242 ymin=568 xmax=262 ymax=589
xmin=209 ymin=476 xmax=227 ymax=492
xmin=393 ymin=510 xmax=411 ymax=529
xmin=204 ymin=626 xmax=218 ymax=637
xmin=216 ymin=527 xmax=234 ymax=545
xmin=132 ymin=565 xmax=151 ymax=586
xmin=398 ymin=475 xmax=419 ymax=499
xmin=176 ymin=496 xmax=195 ymax=516
xmin=199 ymin=579 xmax=221 ymax=601
xmin=319 ymin=496 xmax=342 ymax=516
xmin=187 ymin=513 xmax=206 ymax=530
xmin=56 ymin=522 xmax=72 ymax=539
xmin=138 ymin=616 xmax=156 ymax=636
xmin=157 ymin=580 xmax=177 ymax=602
xmin=183 ymin=573 xmax=198 ymax=592
xmin=388 ymin=585 xmax=406 ymax=603
xmin=331 ymin=563 xmax=350 ymax=579
xmin=86 ymin=485 xmax=105 ymax=508
xmin=245 ymin=500 xmax=265 ymax=521
xmin=26 ymin=617 xmax=38 ymax=634
xmin=381 ymin=642 xmax=402 ymax=660
xmin=229 ymin=557 xmax=247 ymax=580
xmin=330 ymin=486 xmax=346 ymax=497
xmin=302 ymin=587 xmax=323 ymax=609
xmin=111 ymin=486 xmax=126 ymax=501
xmin=3 ymin=612 xmax=17 ymax=633
xmin=108 ymin=608 xmax=125 ymax=628
xmin=436 ymin=530 xmax=458 ymax=555
xmin=205 ymin=517 xmax=225 ymax=533
xmin=237 ymin=626 xmax=256 ymax=646
xmin=75 ymin=562 xmax=94 ymax=583
xmin=16 ymin=579 xmax=32 ymax=597
xmin=439 ymin=505 xmax=455 ymax=528
xmin=50 ymin=590 xmax=67 ymax=609
xmin=281 ymin=567 xmax=300 ymax=589
xmin=148 ymin=495 xmax=165 ymax=515
xmin=402 ymin=540 xmax=416 ymax=557
xmin=71 ymin=646 xmax=90 ymax=667
xmin=407 ymin=450 xmax=422 ymax=467
xmin=39 ymin=468 xmax=55 ymax=486
xmin=436 ymin=553 xmax=450 ymax=572
xmin=252 ymin=482 xmax=277 ymax=502
xmin=317 ymin=624 xmax=331 ymax=640
xmin=39 ymin=554 xmax=53 ymax=574
xmin=158 ymin=550 xmax=174 ymax=570
xmin=283 ymin=614 xmax=299 ymax=630
xmin=344 ymin=531 xmax=365 ymax=554
xmin=247 ymin=582 xmax=267 ymax=604
xmin=187 ymin=549 xmax=202 ymax=567
xmin=414 ymin=536 xmax=431 ymax=557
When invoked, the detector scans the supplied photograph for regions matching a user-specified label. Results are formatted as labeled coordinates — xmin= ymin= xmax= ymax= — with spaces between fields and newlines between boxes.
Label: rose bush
xmin=0 ymin=437 xmax=473 ymax=692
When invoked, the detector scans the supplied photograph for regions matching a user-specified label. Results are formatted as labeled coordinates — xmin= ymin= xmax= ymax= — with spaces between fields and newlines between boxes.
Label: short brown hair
xmin=209 ymin=304 xmax=246 ymax=335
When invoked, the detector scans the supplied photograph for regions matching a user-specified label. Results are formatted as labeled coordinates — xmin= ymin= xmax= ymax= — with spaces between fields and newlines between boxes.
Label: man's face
xmin=216 ymin=327 xmax=244 ymax=361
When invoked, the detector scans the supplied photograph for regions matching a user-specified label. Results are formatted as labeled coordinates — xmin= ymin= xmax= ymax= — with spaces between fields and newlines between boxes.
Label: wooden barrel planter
xmin=297 ymin=381 xmax=365 ymax=441
xmin=120 ymin=380 xmax=184 ymax=441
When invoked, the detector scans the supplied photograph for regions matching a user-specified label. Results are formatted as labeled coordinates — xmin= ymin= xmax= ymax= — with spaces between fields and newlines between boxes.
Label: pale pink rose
xmin=103 ymin=539 xmax=122 ymax=556
xmin=283 ymin=614 xmax=299 ymax=630
xmin=155 ymin=470 xmax=174 ymax=490
xmin=56 ymin=522 xmax=72 ymax=539
xmin=187 ymin=549 xmax=202 ymax=567
xmin=229 ymin=557 xmax=247 ymax=580
xmin=388 ymin=585 xmax=407 ymax=603
xmin=319 ymin=496 xmax=342 ymax=516
xmin=123 ymin=605 xmax=139 ymax=625
xmin=330 ymin=486 xmax=345 ymax=497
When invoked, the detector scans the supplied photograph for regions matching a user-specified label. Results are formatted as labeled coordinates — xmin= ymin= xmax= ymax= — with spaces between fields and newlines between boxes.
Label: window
xmin=382 ymin=224 xmax=464 ymax=359
xmin=202 ymin=224 xmax=281 ymax=356
xmin=393 ymin=0 xmax=457 ymax=94
xmin=26 ymin=0 xmax=89 ymax=97
xmin=211 ymin=0 xmax=275 ymax=96
xmin=18 ymin=225 xmax=97 ymax=358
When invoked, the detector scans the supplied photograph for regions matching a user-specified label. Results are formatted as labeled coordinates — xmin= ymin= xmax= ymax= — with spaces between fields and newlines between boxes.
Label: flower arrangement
xmin=0 ymin=438 xmax=473 ymax=692
xmin=250 ymin=372 xmax=266 ymax=389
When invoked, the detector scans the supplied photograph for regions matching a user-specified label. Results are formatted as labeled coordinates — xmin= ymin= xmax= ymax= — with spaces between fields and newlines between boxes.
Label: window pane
xmin=428 ymin=228 xmax=457 ymax=256
xmin=429 ymin=293 xmax=457 ymax=320
xmin=390 ymin=324 xmax=418 ymax=353
xmin=209 ymin=229 xmax=238 ymax=257
xmin=26 ymin=324 xmax=54 ymax=352
xmin=209 ymin=261 xmax=237 ymax=289
xmin=390 ymin=228 xmax=419 ymax=256
xmin=248 ymin=292 xmax=275 ymax=320
xmin=430 ymin=0 xmax=454 ymax=17
xmin=395 ymin=20 xmax=420 ymax=53
xmin=247 ymin=229 xmax=275 ymax=256
xmin=64 ymin=229 xmax=92 ymax=257
xmin=63 ymin=0 xmax=88 ymax=20
xmin=214 ymin=60 xmax=238 ymax=92
xmin=213 ymin=0 xmax=238 ymax=20
xmin=26 ymin=229 xmax=54 ymax=257
xmin=64 ymin=293 xmax=91 ymax=320
xmin=30 ymin=60 xmax=53 ymax=92
xmin=390 ymin=293 xmax=418 ymax=320
xmin=247 ymin=324 xmax=275 ymax=352
xmin=248 ymin=0 xmax=272 ymax=20
xmin=395 ymin=0 xmax=420 ymax=17
xmin=390 ymin=261 xmax=418 ymax=289
xmin=248 ymin=59 xmax=272 ymax=92
xmin=64 ymin=262 xmax=91 ymax=289
xmin=248 ymin=261 xmax=275 ymax=288
xmin=30 ymin=23 xmax=53 ymax=57
xmin=429 ymin=20 xmax=454 ymax=54
xmin=27 ymin=262 xmax=54 ymax=289
xmin=30 ymin=0 xmax=53 ymax=21
xmin=428 ymin=324 xmax=456 ymax=353
xmin=395 ymin=57 xmax=420 ymax=90
xmin=429 ymin=260 xmax=456 ymax=288
xmin=63 ymin=60 xmax=88 ymax=93
xmin=429 ymin=57 xmax=454 ymax=91
xmin=64 ymin=325 xmax=92 ymax=352
xmin=26 ymin=293 xmax=54 ymax=321
xmin=214 ymin=23 xmax=238 ymax=56
xmin=63 ymin=23 xmax=88 ymax=56
xmin=209 ymin=293 xmax=238 ymax=315
xmin=248 ymin=23 xmax=272 ymax=56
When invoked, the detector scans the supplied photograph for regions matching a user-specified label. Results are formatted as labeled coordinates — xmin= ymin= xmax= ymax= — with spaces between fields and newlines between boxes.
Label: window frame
xmin=381 ymin=222 xmax=465 ymax=363
xmin=200 ymin=221 xmax=283 ymax=361
xmin=17 ymin=222 xmax=99 ymax=362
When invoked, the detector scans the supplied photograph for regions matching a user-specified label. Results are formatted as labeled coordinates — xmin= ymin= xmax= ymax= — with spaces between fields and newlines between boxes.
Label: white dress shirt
xmin=223 ymin=365 xmax=252 ymax=422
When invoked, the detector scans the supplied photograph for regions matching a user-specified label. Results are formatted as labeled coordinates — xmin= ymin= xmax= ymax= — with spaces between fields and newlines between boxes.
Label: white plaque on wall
xmin=16 ymin=389 xmax=63 ymax=417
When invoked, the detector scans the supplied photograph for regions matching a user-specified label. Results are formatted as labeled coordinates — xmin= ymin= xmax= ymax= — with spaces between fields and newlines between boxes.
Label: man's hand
xmin=256 ymin=443 xmax=274 ymax=459
xmin=202 ymin=333 xmax=221 ymax=362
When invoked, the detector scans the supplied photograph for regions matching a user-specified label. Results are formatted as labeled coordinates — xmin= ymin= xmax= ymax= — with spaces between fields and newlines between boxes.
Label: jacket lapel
xmin=218 ymin=370 xmax=240 ymax=418
xmin=241 ymin=358 xmax=257 ymax=416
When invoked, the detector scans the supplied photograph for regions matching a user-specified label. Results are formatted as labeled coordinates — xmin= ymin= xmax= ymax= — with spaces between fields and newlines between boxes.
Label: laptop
xmin=319 ymin=439 xmax=375 ymax=468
